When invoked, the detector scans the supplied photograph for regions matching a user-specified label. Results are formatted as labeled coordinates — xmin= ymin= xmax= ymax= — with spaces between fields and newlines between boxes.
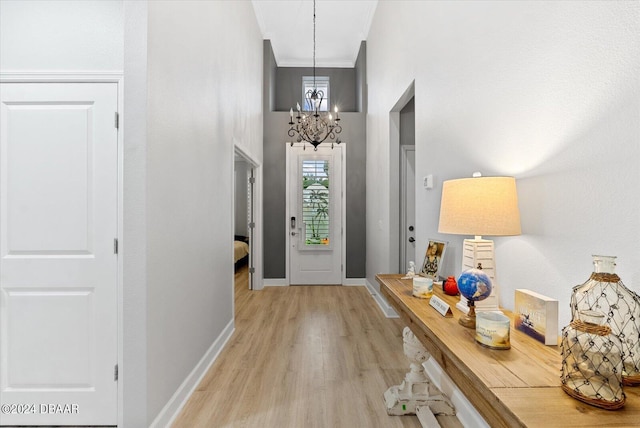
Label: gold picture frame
xmin=420 ymin=239 xmax=447 ymax=279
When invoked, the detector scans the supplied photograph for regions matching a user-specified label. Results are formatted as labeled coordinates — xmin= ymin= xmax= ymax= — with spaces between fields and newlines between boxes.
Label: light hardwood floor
xmin=172 ymin=266 xmax=453 ymax=428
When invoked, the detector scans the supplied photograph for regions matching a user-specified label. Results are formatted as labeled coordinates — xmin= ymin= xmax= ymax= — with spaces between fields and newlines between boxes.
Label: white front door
xmin=288 ymin=144 xmax=342 ymax=285
xmin=0 ymin=82 xmax=118 ymax=425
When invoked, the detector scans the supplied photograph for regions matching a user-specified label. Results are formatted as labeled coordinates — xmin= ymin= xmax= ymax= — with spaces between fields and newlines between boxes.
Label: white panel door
xmin=288 ymin=144 xmax=342 ymax=285
xmin=0 ymin=82 xmax=118 ymax=425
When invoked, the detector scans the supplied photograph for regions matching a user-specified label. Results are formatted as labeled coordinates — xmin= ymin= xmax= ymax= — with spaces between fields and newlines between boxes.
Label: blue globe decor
xmin=457 ymin=267 xmax=493 ymax=328
xmin=458 ymin=269 xmax=492 ymax=302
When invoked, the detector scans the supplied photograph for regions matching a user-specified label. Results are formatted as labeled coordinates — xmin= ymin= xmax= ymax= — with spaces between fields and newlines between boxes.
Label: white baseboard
xmin=264 ymin=278 xmax=366 ymax=287
xmin=423 ymin=358 xmax=489 ymax=428
xmin=365 ymin=279 xmax=398 ymax=318
xmin=150 ymin=319 xmax=235 ymax=428
xmin=263 ymin=278 xmax=288 ymax=286
xmin=342 ymin=278 xmax=366 ymax=286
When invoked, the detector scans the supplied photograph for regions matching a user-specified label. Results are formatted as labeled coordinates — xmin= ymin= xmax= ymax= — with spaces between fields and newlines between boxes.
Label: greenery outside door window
xmin=301 ymin=158 xmax=331 ymax=247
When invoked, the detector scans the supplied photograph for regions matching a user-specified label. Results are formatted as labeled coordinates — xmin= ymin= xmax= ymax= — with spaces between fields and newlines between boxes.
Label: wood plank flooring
xmin=171 ymin=266 xmax=424 ymax=428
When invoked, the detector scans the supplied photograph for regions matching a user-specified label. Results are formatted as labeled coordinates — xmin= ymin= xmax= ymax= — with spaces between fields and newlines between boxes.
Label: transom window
xmin=302 ymin=76 xmax=329 ymax=112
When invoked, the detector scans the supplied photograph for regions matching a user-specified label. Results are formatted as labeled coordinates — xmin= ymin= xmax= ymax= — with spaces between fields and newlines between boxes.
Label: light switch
xmin=424 ymin=174 xmax=434 ymax=189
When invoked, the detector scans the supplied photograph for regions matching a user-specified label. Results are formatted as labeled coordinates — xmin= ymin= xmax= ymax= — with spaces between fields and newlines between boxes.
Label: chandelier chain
xmin=313 ymin=0 xmax=316 ymax=87
xmin=287 ymin=0 xmax=343 ymax=151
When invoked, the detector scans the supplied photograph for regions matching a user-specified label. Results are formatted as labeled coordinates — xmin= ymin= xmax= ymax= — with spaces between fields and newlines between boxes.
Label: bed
xmin=234 ymin=239 xmax=250 ymax=264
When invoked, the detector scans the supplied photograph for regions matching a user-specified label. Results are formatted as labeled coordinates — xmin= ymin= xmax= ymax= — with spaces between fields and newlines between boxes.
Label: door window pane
xmin=302 ymin=159 xmax=330 ymax=246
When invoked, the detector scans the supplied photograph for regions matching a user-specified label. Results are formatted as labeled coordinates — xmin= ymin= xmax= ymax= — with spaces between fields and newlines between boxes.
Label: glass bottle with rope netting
xmin=570 ymin=255 xmax=640 ymax=386
xmin=561 ymin=309 xmax=625 ymax=409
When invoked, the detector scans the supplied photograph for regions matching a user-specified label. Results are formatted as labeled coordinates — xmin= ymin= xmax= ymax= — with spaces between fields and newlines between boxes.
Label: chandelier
xmin=288 ymin=0 xmax=342 ymax=151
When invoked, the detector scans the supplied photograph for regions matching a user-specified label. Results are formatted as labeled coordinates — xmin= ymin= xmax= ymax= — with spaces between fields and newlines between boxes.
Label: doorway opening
xmin=388 ymin=82 xmax=415 ymax=274
xmin=234 ymin=156 xmax=253 ymax=290
xmin=399 ymin=97 xmax=416 ymax=273
xmin=400 ymin=143 xmax=416 ymax=274
xmin=233 ymin=146 xmax=262 ymax=293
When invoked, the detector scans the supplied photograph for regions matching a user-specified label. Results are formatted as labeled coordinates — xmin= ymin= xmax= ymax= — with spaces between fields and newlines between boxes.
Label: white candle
xmin=413 ymin=277 xmax=433 ymax=299
xmin=476 ymin=312 xmax=511 ymax=349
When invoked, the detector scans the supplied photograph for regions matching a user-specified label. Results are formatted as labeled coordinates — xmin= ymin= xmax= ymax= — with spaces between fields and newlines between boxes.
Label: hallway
xmin=172 ymin=266 xmax=432 ymax=427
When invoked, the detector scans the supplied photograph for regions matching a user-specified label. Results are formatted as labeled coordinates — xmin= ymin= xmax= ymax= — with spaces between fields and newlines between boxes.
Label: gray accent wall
xmin=343 ymin=113 xmax=367 ymax=278
xmin=263 ymin=113 xmax=366 ymax=278
xmin=263 ymin=112 xmax=288 ymax=278
xmin=263 ymin=41 xmax=367 ymax=279
xmin=275 ymin=67 xmax=357 ymax=112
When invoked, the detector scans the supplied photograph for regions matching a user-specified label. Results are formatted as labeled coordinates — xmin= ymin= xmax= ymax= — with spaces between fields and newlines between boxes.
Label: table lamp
xmin=438 ymin=174 xmax=521 ymax=314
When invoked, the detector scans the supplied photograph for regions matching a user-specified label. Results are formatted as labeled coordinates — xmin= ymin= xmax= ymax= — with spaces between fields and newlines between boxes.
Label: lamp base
xmin=457 ymin=238 xmax=500 ymax=313
xmin=458 ymin=301 xmax=476 ymax=329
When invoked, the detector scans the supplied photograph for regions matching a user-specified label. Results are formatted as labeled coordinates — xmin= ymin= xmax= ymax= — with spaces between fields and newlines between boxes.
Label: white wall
xmin=366 ymin=1 xmax=640 ymax=331
xmin=145 ymin=1 xmax=263 ymax=422
xmin=1 ymin=1 xmax=264 ymax=424
xmin=0 ymin=1 xmax=146 ymax=425
xmin=123 ymin=1 xmax=148 ymax=426
xmin=0 ymin=0 xmax=123 ymax=71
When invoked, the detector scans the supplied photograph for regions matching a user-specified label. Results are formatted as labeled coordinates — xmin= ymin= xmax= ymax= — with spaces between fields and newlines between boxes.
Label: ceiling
xmin=251 ymin=0 xmax=378 ymax=68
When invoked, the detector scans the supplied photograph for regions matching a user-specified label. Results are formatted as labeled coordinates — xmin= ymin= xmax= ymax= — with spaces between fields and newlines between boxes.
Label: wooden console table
xmin=376 ymin=274 xmax=640 ymax=428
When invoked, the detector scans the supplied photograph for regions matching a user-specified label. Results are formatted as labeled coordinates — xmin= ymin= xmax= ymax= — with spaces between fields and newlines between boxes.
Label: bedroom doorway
xmin=234 ymin=149 xmax=257 ymax=290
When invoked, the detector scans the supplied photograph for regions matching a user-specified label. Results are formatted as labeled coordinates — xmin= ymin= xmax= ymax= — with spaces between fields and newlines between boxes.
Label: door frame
xmin=388 ymin=81 xmax=415 ymax=274
xmin=400 ymin=145 xmax=416 ymax=274
xmin=0 ymin=72 xmax=124 ymax=425
xmin=285 ymin=142 xmax=346 ymax=285
xmin=233 ymin=144 xmax=263 ymax=292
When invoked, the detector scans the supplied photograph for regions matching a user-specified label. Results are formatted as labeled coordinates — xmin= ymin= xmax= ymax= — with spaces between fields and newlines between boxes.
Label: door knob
xmin=408 ymin=237 xmax=415 ymax=243
xmin=291 ymin=231 xmax=297 ymax=236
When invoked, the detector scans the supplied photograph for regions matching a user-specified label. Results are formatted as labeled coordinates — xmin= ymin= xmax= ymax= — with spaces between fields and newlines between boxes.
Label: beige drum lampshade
xmin=438 ymin=176 xmax=521 ymax=237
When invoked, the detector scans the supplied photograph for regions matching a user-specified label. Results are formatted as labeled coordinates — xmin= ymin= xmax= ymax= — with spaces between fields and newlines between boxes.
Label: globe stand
xmin=459 ymin=300 xmax=476 ymax=329
xmin=457 ymin=265 xmax=492 ymax=329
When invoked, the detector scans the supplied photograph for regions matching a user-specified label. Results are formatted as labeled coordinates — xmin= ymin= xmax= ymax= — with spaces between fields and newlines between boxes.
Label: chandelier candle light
xmin=287 ymin=0 xmax=342 ymax=151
